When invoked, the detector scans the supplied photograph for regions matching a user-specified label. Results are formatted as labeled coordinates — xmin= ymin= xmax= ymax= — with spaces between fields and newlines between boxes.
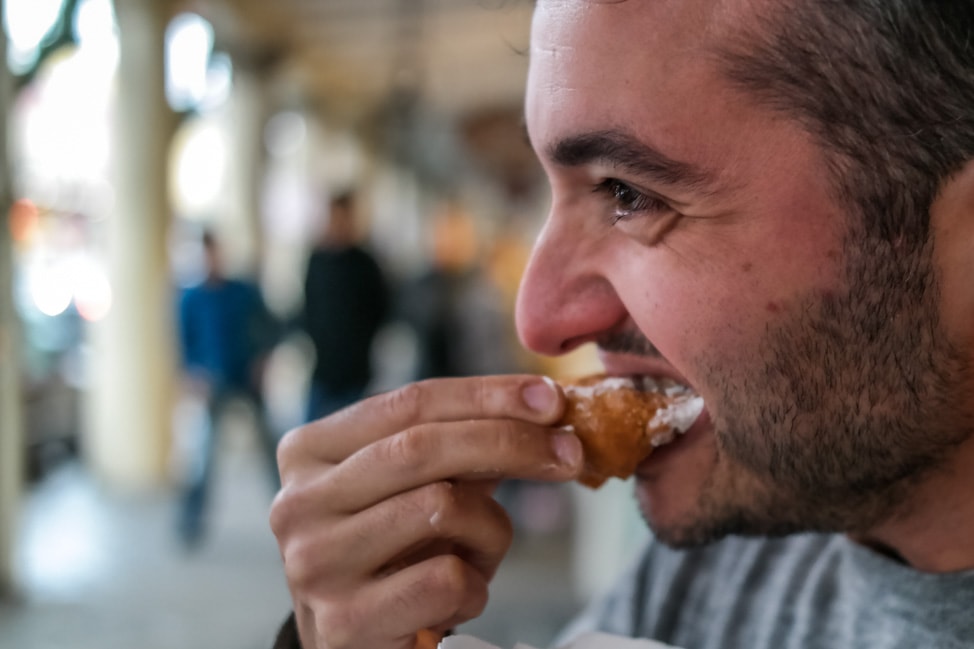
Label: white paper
xmin=441 ymin=632 xmax=682 ymax=649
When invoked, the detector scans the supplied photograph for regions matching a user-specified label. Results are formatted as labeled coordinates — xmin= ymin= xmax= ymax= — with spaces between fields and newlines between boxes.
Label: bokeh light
xmin=3 ymin=0 xmax=66 ymax=74
xmin=165 ymin=13 xmax=214 ymax=112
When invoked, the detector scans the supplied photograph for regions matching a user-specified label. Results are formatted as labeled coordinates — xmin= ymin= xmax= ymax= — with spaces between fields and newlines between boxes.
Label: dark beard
xmin=621 ymin=233 xmax=974 ymax=547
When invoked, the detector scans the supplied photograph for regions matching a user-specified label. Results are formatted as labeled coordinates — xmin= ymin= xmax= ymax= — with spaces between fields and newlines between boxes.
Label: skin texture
xmin=270 ymin=1 xmax=974 ymax=647
xmin=518 ymin=0 xmax=974 ymax=566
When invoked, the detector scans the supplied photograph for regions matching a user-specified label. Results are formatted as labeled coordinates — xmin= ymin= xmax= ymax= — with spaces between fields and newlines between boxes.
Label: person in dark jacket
xmin=299 ymin=190 xmax=389 ymax=422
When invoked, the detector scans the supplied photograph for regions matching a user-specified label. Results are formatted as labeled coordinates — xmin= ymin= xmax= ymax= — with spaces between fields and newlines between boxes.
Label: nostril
xmin=559 ymin=337 xmax=587 ymax=354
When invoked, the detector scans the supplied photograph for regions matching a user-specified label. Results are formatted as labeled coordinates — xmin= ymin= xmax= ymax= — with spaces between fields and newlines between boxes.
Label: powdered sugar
xmin=648 ymin=395 xmax=705 ymax=434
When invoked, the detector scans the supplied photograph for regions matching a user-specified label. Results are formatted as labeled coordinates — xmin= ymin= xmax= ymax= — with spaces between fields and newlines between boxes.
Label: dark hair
xmin=330 ymin=190 xmax=356 ymax=214
xmin=718 ymin=0 xmax=974 ymax=245
xmin=201 ymin=227 xmax=217 ymax=250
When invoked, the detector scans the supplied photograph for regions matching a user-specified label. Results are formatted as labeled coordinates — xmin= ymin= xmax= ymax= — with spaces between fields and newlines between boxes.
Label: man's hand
xmin=269 ymin=375 xmax=582 ymax=649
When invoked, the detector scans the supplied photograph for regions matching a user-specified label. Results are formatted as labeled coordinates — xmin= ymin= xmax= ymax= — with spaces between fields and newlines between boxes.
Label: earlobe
xmin=929 ymin=157 xmax=974 ymax=345
xmin=931 ymin=158 xmax=974 ymax=233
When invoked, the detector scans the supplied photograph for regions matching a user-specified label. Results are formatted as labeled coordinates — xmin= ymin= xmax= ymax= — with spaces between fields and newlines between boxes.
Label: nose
xmin=515 ymin=212 xmax=628 ymax=357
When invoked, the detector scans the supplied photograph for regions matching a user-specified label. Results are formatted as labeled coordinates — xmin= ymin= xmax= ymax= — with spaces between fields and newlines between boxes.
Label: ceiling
xmin=179 ymin=0 xmax=542 ymax=194
xmin=183 ymin=0 xmax=537 ymax=127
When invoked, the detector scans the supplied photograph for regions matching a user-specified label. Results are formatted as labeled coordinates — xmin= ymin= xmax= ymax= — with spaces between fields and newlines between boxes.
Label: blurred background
xmin=0 ymin=1 xmax=650 ymax=647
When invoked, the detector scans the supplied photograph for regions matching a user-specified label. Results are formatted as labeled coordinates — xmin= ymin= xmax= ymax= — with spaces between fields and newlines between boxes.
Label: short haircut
xmin=201 ymin=227 xmax=217 ymax=250
xmin=717 ymin=0 xmax=974 ymax=246
xmin=330 ymin=190 xmax=356 ymax=215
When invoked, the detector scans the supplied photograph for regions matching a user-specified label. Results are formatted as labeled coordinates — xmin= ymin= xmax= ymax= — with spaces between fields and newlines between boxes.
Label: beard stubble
xmin=612 ymin=233 xmax=974 ymax=548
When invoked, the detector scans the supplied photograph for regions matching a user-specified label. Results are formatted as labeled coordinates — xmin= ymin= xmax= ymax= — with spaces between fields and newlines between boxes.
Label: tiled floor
xmin=0 ymin=428 xmax=581 ymax=649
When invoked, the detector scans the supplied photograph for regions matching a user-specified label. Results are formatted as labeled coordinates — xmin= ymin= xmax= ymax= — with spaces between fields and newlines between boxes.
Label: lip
xmin=635 ymin=406 xmax=711 ymax=478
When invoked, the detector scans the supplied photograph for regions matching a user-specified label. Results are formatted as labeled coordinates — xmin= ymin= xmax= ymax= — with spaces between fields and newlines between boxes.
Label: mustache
xmin=597 ymin=328 xmax=663 ymax=358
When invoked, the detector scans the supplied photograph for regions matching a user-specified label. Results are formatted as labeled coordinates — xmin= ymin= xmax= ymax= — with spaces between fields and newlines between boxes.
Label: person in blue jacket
xmin=177 ymin=228 xmax=279 ymax=546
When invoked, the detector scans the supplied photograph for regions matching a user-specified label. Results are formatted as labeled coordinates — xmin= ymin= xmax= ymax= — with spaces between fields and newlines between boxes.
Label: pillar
xmin=0 ymin=0 xmax=26 ymax=597
xmin=85 ymin=0 xmax=176 ymax=488
xmin=221 ymin=59 xmax=270 ymax=276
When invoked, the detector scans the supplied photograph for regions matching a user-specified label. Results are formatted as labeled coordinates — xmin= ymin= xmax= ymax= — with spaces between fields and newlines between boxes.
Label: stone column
xmin=0 ymin=0 xmax=26 ymax=598
xmin=85 ymin=0 xmax=176 ymax=488
xmin=221 ymin=59 xmax=271 ymax=276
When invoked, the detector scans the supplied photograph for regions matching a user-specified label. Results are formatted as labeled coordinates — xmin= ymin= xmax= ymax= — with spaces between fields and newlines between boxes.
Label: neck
xmin=853 ymin=434 xmax=974 ymax=573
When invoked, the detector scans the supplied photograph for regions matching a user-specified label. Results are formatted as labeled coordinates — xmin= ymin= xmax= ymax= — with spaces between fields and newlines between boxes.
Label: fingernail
xmin=552 ymin=430 xmax=582 ymax=468
xmin=522 ymin=376 xmax=558 ymax=414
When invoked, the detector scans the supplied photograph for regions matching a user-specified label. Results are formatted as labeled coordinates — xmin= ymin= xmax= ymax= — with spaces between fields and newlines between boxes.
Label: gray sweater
xmin=556 ymin=533 xmax=974 ymax=648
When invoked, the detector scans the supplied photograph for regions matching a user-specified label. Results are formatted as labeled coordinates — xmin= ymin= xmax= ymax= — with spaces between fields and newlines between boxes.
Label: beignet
xmin=557 ymin=374 xmax=704 ymax=488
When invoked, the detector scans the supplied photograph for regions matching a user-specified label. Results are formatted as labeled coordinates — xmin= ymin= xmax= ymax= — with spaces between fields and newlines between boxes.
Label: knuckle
xmin=268 ymin=479 xmax=322 ymax=538
xmin=275 ymin=425 xmax=308 ymax=476
xmin=465 ymin=581 xmax=490 ymax=620
xmin=430 ymin=555 xmax=471 ymax=598
xmin=281 ymin=537 xmax=315 ymax=584
xmin=268 ymin=487 xmax=294 ymax=537
xmin=419 ymin=481 xmax=458 ymax=521
xmin=386 ymin=381 xmax=425 ymax=425
xmin=429 ymin=556 xmax=488 ymax=619
xmin=283 ymin=535 xmax=332 ymax=590
xmin=316 ymin=603 xmax=360 ymax=649
xmin=472 ymin=375 xmax=490 ymax=413
xmin=385 ymin=426 xmax=434 ymax=473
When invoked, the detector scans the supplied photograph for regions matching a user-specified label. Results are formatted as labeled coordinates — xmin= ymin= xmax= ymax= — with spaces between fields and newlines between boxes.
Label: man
xmin=177 ymin=229 xmax=279 ymax=546
xmin=269 ymin=1 xmax=974 ymax=648
xmin=299 ymin=190 xmax=388 ymax=421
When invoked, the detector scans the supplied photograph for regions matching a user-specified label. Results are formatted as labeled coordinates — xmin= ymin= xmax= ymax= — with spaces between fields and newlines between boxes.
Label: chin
xmin=633 ymin=475 xmax=717 ymax=549
xmin=629 ymin=411 xmax=723 ymax=546
xmin=635 ymin=485 xmax=738 ymax=549
xmin=635 ymin=468 xmax=830 ymax=549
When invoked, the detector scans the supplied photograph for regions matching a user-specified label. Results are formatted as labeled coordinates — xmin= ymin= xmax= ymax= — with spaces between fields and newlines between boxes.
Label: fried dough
xmin=557 ymin=374 xmax=704 ymax=488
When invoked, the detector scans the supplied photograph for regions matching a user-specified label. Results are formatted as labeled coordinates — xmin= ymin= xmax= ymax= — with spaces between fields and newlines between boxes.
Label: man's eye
xmin=594 ymin=179 xmax=670 ymax=223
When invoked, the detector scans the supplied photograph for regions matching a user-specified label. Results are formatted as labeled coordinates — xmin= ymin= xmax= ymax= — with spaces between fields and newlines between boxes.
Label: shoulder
xmin=351 ymin=246 xmax=378 ymax=264
xmin=226 ymin=278 xmax=260 ymax=296
xmin=555 ymin=533 xmax=841 ymax=644
xmin=180 ymin=284 xmax=205 ymax=306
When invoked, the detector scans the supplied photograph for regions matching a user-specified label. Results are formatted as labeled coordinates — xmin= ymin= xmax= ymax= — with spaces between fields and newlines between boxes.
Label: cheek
xmin=615 ymin=260 xmax=773 ymax=366
xmin=612 ymin=249 xmax=836 ymax=391
xmin=606 ymin=189 xmax=847 ymax=380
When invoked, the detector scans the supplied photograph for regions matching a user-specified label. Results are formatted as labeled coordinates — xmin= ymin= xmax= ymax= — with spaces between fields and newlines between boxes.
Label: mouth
xmin=645 ymin=385 xmax=705 ymax=449
xmin=597 ymin=350 xmax=708 ymax=460
xmin=619 ymin=386 xmax=713 ymax=495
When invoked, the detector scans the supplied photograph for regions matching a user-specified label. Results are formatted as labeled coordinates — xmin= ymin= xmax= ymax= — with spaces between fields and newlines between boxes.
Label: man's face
xmin=517 ymin=0 xmax=974 ymax=546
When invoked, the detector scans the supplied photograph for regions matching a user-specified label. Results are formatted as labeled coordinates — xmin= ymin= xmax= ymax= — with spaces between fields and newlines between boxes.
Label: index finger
xmin=280 ymin=374 xmax=565 ymax=465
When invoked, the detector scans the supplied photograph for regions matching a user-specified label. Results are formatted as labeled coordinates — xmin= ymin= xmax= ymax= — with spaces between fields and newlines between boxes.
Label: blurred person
xmin=398 ymin=203 xmax=521 ymax=379
xmin=299 ymin=190 xmax=389 ymax=421
xmin=269 ymin=1 xmax=974 ymax=649
xmin=399 ymin=206 xmax=558 ymax=537
xmin=176 ymin=228 xmax=279 ymax=547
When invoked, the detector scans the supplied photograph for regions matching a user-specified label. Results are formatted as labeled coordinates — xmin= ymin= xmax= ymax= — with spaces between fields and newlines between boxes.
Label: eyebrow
xmin=547 ymin=129 xmax=721 ymax=194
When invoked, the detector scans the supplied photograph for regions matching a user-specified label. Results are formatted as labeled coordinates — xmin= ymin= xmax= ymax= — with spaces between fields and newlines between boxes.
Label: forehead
xmin=531 ymin=0 xmax=769 ymax=48
xmin=527 ymin=0 xmax=775 ymax=160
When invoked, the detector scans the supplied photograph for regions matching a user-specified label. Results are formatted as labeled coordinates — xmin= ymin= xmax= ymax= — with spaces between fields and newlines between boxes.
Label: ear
xmin=929 ymin=157 xmax=974 ymax=347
